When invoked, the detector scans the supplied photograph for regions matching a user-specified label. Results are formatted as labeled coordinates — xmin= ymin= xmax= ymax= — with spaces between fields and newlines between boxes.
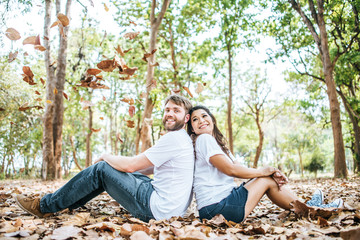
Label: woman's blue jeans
xmin=40 ymin=161 xmax=155 ymax=222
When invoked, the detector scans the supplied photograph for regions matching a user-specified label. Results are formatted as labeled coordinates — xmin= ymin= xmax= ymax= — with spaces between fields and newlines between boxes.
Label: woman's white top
xmin=193 ymin=134 xmax=236 ymax=210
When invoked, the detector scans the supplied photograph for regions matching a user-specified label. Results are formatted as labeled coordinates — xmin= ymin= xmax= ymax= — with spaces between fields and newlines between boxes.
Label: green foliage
xmin=305 ymin=149 xmax=325 ymax=178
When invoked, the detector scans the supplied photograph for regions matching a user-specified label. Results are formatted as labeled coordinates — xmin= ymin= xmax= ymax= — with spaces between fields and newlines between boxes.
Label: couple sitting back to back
xmin=16 ymin=95 xmax=343 ymax=222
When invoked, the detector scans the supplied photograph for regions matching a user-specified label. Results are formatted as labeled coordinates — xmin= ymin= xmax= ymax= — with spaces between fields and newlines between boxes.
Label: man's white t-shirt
xmin=193 ymin=134 xmax=236 ymax=210
xmin=144 ymin=129 xmax=194 ymax=220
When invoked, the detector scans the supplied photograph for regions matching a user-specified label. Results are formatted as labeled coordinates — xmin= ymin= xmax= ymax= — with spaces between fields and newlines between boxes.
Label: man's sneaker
xmin=15 ymin=194 xmax=44 ymax=218
xmin=318 ymin=198 xmax=343 ymax=208
xmin=306 ymin=189 xmax=324 ymax=207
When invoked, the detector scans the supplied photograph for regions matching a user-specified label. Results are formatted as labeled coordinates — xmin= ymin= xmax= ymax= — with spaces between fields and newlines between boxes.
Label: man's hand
xmin=94 ymin=153 xmax=112 ymax=165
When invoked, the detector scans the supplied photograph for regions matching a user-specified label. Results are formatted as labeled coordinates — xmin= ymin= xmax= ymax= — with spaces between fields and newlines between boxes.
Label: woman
xmin=187 ymin=105 xmax=343 ymax=223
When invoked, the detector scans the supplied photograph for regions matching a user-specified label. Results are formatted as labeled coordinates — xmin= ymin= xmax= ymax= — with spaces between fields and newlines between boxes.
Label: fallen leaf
xmin=124 ymin=31 xmax=140 ymax=40
xmin=195 ymin=82 xmax=204 ymax=94
xmin=23 ymin=36 xmax=37 ymax=45
xmin=57 ymin=13 xmax=70 ymax=27
xmin=182 ymin=86 xmax=193 ymax=98
xmin=129 ymin=105 xmax=135 ymax=118
xmin=104 ymin=3 xmax=109 ymax=12
xmin=5 ymin=28 xmax=21 ymax=40
xmin=4 ymin=231 xmax=30 ymax=238
xmin=51 ymin=226 xmax=82 ymax=240
xmin=8 ymin=51 xmax=18 ymax=63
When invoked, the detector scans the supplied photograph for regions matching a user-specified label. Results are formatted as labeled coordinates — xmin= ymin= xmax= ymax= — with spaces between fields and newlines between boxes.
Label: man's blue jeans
xmin=40 ymin=161 xmax=155 ymax=222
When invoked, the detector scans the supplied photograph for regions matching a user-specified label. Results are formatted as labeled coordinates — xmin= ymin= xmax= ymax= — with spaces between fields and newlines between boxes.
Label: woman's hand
xmin=260 ymin=166 xmax=278 ymax=176
xmin=271 ymin=170 xmax=288 ymax=189
xmin=94 ymin=153 xmax=112 ymax=165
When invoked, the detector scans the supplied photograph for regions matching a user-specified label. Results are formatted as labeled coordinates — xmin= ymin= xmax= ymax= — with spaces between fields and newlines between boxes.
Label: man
xmin=16 ymin=95 xmax=194 ymax=221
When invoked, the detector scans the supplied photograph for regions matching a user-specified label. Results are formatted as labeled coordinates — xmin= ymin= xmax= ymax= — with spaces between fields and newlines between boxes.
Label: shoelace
xmin=24 ymin=197 xmax=40 ymax=211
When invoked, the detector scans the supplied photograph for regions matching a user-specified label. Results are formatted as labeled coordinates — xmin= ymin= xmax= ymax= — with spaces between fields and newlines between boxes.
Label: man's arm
xmin=94 ymin=153 xmax=153 ymax=173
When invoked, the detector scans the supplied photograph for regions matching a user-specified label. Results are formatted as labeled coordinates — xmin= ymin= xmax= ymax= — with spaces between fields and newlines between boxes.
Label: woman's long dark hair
xmin=187 ymin=105 xmax=231 ymax=159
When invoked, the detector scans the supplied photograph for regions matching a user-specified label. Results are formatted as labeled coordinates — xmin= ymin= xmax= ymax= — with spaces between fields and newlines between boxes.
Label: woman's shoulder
xmin=196 ymin=133 xmax=216 ymax=145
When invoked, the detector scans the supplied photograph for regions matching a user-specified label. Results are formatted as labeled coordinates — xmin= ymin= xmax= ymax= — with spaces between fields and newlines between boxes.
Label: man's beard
xmin=163 ymin=116 xmax=185 ymax=131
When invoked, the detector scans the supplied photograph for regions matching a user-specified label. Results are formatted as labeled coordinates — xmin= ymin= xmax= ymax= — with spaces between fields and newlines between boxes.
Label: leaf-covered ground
xmin=0 ymin=177 xmax=359 ymax=239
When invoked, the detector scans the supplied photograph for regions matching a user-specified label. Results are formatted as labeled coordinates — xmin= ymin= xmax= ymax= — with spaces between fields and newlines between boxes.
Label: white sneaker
xmin=319 ymin=198 xmax=343 ymax=208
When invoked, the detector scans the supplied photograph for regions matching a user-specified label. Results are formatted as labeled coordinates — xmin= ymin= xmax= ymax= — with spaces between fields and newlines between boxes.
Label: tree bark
xmin=289 ymin=0 xmax=347 ymax=178
xmin=42 ymin=0 xmax=56 ymax=180
xmin=253 ymin=109 xmax=263 ymax=168
xmin=139 ymin=0 xmax=170 ymax=152
xmin=226 ymin=43 xmax=234 ymax=154
xmin=85 ymin=106 xmax=93 ymax=167
xmin=53 ymin=0 xmax=72 ymax=179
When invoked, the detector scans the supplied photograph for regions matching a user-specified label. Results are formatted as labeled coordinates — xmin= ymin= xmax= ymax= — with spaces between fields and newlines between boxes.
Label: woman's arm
xmin=209 ymin=154 xmax=277 ymax=179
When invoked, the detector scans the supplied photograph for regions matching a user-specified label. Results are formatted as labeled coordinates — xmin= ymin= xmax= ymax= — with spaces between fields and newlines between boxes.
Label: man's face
xmin=162 ymin=101 xmax=190 ymax=131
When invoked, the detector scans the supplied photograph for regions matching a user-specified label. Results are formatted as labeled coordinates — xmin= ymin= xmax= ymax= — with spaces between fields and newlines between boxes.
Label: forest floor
xmin=0 ymin=177 xmax=359 ymax=239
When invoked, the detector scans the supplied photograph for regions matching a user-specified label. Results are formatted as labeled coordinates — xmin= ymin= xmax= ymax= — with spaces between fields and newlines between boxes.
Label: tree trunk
xmin=338 ymin=90 xmax=360 ymax=173
xmin=135 ymin=113 xmax=141 ymax=154
xmin=139 ymin=0 xmax=170 ymax=152
xmin=53 ymin=0 xmax=72 ymax=179
xmin=226 ymin=44 xmax=234 ymax=154
xmin=298 ymin=149 xmax=304 ymax=177
xmin=253 ymin=110 xmax=263 ymax=168
xmin=85 ymin=106 xmax=93 ymax=167
xmin=42 ymin=0 xmax=56 ymax=180
xmin=317 ymin=2 xmax=347 ymax=178
xmin=69 ymin=136 xmax=82 ymax=171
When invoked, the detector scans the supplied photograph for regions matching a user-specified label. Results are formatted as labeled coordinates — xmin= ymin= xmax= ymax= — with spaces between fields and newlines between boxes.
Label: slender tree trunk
xmin=85 ymin=106 xmax=93 ymax=167
xmin=69 ymin=136 xmax=82 ymax=171
xmin=53 ymin=0 xmax=72 ymax=179
xmin=43 ymin=0 xmax=56 ymax=180
xmin=139 ymin=0 xmax=170 ymax=152
xmin=253 ymin=110 xmax=263 ymax=168
xmin=135 ymin=113 xmax=141 ymax=154
xmin=226 ymin=44 xmax=234 ymax=154
xmin=338 ymin=90 xmax=360 ymax=173
xmin=298 ymin=149 xmax=304 ymax=177
xmin=317 ymin=3 xmax=347 ymax=178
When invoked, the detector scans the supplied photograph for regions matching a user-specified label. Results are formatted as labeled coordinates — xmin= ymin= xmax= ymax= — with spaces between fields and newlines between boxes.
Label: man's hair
xmin=164 ymin=94 xmax=193 ymax=114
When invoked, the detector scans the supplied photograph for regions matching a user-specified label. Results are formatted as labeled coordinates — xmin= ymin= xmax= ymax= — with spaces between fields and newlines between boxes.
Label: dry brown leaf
xmin=34 ymin=45 xmax=46 ymax=51
xmin=50 ymin=20 xmax=60 ymax=28
xmin=182 ymin=86 xmax=193 ymax=98
xmin=8 ymin=51 xmax=18 ymax=63
xmin=35 ymin=98 xmax=42 ymax=102
xmin=124 ymin=31 xmax=140 ymax=40
xmin=340 ymin=227 xmax=360 ymax=240
xmin=129 ymin=105 xmax=135 ymax=118
xmin=104 ymin=3 xmax=109 ymax=12
xmin=51 ymin=226 xmax=82 ymax=240
xmin=87 ymin=68 xmax=102 ymax=75
xmin=115 ymin=45 xmax=125 ymax=57
xmin=116 ymin=133 xmax=124 ymax=143
xmin=57 ymin=13 xmax=70 ymax=27
xmin=97 ymin=60 xmax=116 ymax=72
xmin=91 ymin=128 xmax=101 ymax=133
xmin=22 ymin=36 xmax=37 ymax=45
xmin=124 ymin=48 xmax=132 ymax=53
xmin=150 ymin=61 xmax=159 ymax=67
xmin=63 ymin=92 xmax=69 ymax=100
xmin=40 ymin=78 xmax=45 ymax=86
xmin=58 ymin=22 xmax=66 ymax=39
xmin=23 ymin=66 xmax=34 ymax=78
xmin=195 ymin=82 xmax=205 ymax=94
xmin=126 ymin=120 xmax=135 ymax=128
xmin=172 ymin=89 xmax=181 ymax=94
xmin=5 ymin=28 xmax=21 ymax=40
xmin=122 ymin=67 xmax=138 ymax=76
xmin=130 ymin=231 xmax=152 ymax=240
xmin=129 ymin=21 xmax=137 ymax=26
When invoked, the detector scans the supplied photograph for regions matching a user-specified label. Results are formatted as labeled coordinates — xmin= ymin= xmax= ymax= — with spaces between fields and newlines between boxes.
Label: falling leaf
xmin=115 ymin=45 xmax=125 ymax=57
xmin=35 ymin=98 xmax=42 ymax=102
xmin=195 ymin=82 xmax=204 ymax=94
xmin=50 ymin=20 xmax=61 ymax=28
xmin=124 ymin=48 xmax=132 ymax=53
xmin=172 ymin=89 xmax=181 ymax=94
xmin=53 ymin=88 xmax=58 ymax=95
xmin=182 ymin=86 xmax=193 ymax=98
xmin=49 ymin=61 xmax=57 ymax=67
xmin=150 ymin=61 xmax=159 ymax=67
xmin=116 ymin=133 xmax=124 ymax=143
xmin=87 ymin=68 xmax=102 ymax=75
xmin=8 ymin=51 xmax=18 ymax=63
xmin=100 ymin=117 xmax=104 ymax=120
xmin=97 ymin=60 xmax=116 ymax=72
xmin=58 ymin=22 xmax=66 ymax=39
xmin=63 ymin=92 xmax=69 ymax=100
xmin=5 ymin=28 xmax=21 ymax=40
xmin=121 ymin=97 xmax=134 ymax=105
xmin=91 ymin=128 xmax=101 ymax=133
xmin=57 ymin=13 xmax=70 ymax=26
xmin=129 ymin=105 xmax=135 ymax=118
xmin=122 ymin=67 xmax=138 ymax=76
xmin=24 ymin=52 xmax=29 ymax=56
xmin=23 ymin=36 xmax=37 ymax=45
xmin=82 ymin=100 xmax=94 ymax=110
xmin=23 ymin=66 xmax=34 ymax=78
xmin=104 ymin=3 xmax=109 ymax=12
xmin=126 ymin=120 xmax=135 ymax=128
xmin=34 ymin=45 xmax=46 ymax=51
xmin=102 ymin=96 xmax=106 ymax=101
xmin=124 ymin=31 xmax=140 ymax=40
xmin=46 ymin=100 xmax=52 ymax=104
xmin=40 ymin=78 xmax=45 ymax=85
xmin=129 ymin=21 xmax=137 ymax=26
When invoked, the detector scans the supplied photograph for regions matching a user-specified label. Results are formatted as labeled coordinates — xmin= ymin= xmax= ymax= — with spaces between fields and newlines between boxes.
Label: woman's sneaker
xmin=318 ymin=198 xmax=343 ymax=208
xmin=306 ymin=189 xmax=324 ymax=207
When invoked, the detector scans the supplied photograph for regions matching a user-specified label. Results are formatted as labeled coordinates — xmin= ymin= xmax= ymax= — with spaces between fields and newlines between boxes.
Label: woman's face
xmin=190 ymin=109 xmax=214 ymax=135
